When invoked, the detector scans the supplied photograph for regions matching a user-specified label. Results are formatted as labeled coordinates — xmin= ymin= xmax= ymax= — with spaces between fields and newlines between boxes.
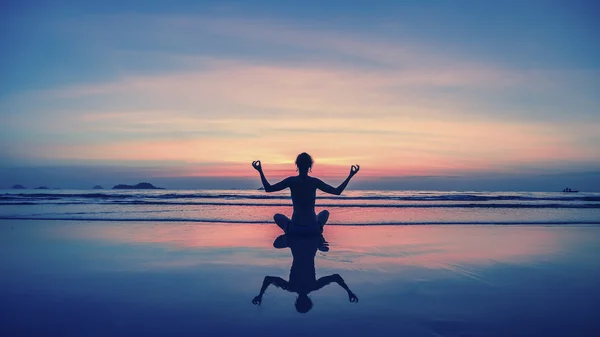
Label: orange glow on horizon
xmin=27 ymin=107 xmax=595 ymax=179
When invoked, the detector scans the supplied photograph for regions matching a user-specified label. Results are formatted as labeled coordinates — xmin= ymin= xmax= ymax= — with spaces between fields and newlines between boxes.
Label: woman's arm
xmin=332 ymin=274 xmax=358 ymax=302
xmin=316 ymin=165 xmax=360 ymax=195
xmin=252 ymin=160 xmax=290 ymax=192
xmin=252 ymin=276 xmax=287 ymax=305
xmin=314 ymin=274 xmax=358 ymax=302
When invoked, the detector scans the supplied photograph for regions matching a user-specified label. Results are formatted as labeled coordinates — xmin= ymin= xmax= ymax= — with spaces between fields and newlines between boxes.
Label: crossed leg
xmin=274 ymin=213 xmax=291 ymax=233
xmin=273 ymin=210 xmax=329 ymax=234
xmin=317 ymin=210 xmax=329 ymax=229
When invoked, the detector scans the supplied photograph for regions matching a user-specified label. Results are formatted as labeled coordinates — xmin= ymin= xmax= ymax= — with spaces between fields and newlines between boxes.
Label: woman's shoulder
xmin=287 ymin=175 xmax=320 ymax=187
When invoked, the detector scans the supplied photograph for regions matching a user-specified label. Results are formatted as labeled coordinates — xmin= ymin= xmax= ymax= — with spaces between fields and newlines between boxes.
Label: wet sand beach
xmin=2 ymin=220 xmax=599 ymax=337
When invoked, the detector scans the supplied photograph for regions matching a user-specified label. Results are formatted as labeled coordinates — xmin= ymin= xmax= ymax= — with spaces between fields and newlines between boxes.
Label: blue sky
xmin=1 ymin=0 xmax=599 ymax=190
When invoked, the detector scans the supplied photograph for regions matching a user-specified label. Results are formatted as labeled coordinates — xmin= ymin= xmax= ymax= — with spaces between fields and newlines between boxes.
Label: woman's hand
xmin=349 ymin=164 xmax=360 ymax=177
xmin=252 ymin=295 xmax=263 ymax=305
xmin=252 ymin=160 xmax=263 ymax=172
xmin=349 ymin=292 xmax=359 ymax=303
xmin=318 ymin=239 xmax=330 ymax=252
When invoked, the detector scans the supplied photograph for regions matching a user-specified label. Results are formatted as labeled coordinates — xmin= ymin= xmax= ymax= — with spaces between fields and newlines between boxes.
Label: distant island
xmin=11 ymin=184 xmax=26 ymax=189
xmin=93 ymin=185 xmax=104 ymax=190
xmin=112 ymin=182 xmax=164 ymax=190
xmin=35 ymin=186 xmax=49 ymax=190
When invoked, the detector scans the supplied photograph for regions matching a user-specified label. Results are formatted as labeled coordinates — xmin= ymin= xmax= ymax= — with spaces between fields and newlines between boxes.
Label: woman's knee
xmin=318 ymin=210 xmax=329 ymax=225
xmin=274 ymin=213 xmax=289 ymax=224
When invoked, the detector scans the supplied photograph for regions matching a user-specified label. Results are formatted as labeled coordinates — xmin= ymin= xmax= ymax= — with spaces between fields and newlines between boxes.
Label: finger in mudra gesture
xmin=252 ymin=160 xmax=262 ymax=171
xmin=350 ymin=164 xmax=360 ymax=176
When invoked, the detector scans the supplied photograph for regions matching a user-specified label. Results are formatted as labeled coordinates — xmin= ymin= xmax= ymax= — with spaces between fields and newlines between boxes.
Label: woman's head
xmin=295 ymin=293 xmax=313 ymax=313
xmin=295 ymin=152 xmax=314 ymax=174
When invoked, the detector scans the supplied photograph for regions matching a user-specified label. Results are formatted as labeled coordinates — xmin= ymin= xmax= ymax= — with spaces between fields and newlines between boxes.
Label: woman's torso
xmin=288 ymin=236 xmax=319 ymax=293
xmin=288 ymin=176 xmax=318 ymax=226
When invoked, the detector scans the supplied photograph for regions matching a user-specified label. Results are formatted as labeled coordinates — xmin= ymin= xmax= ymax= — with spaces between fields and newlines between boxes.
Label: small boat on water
xmin=562 ymin=187 xmax=579 ymax=193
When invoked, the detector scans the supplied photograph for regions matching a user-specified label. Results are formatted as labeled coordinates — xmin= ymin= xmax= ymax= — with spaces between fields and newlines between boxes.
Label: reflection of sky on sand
xmin=46 ymin=223 xmax=287 ymax=270
xmin=4 ymin=220 xmax=600 ymax=337
xmin=49 ymin=222 xmax=579 ymax=271
xmin=323 ymin=226 xmax=566 ymax=268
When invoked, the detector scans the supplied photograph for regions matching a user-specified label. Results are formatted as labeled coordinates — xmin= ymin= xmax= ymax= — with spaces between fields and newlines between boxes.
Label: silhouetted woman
xmin=252 ymin=234 xmax=358 ymax=313
xmin=252 ymin=153 xmax=359 ymax=235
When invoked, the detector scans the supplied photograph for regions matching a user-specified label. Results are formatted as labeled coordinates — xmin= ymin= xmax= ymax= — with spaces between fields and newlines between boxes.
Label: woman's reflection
xmin=252 ymin=234 xmax=358 ymax=313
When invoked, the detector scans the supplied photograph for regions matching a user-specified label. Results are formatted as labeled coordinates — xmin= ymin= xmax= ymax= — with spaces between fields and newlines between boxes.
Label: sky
xmin=1 ymin=0 xmax=599 ymax=190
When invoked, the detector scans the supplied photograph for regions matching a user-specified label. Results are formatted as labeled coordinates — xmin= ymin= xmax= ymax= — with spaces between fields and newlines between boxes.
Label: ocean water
xmin=1 ymin=189 xmax=600 ymax=225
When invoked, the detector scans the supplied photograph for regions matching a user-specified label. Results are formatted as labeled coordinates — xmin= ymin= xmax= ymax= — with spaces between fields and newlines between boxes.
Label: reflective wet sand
xmin=1 ymin=220 xmax=599 ymax=336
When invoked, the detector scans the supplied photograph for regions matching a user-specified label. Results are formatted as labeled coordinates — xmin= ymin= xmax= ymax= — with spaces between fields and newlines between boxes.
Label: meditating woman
xmin=252 ymin=152 xmax=359 ymax=235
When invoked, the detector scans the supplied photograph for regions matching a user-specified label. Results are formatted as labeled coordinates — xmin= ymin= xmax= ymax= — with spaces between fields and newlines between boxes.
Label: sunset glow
xmin=1 ymin=1 xmax=598 ymax=190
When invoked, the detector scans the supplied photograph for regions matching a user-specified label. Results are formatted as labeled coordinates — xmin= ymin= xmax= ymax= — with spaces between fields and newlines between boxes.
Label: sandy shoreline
xmin=1 ymin=220 xmax=599 ymax=336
